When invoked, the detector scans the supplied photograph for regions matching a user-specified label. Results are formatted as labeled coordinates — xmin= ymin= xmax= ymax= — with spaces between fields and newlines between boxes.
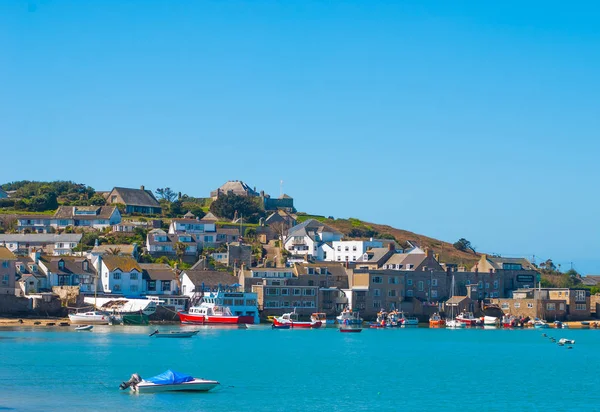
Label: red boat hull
xmin=178 ymin=312 xmax=255 ymax=325
xmin=340 ymin=328 xmax=362 ymax=333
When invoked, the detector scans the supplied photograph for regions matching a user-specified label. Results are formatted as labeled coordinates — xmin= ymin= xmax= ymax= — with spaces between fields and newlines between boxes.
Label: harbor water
xmin=1 ymin=325 xmax=598 ymax=411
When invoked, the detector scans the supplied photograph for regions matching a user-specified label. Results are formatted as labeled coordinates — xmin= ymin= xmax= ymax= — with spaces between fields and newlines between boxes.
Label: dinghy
xmin=75 ymin=325 xmax=93 ymax=331
xmin=149 ymin=330 xmax=199 ymax=338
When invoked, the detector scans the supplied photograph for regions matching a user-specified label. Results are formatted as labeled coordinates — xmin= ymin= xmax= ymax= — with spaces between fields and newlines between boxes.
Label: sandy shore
xmin=0 ymin=317 xmax=70 ymax=327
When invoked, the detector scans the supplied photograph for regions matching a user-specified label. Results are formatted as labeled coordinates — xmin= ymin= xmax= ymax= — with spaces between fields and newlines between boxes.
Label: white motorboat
xmin=149 ymin=330 xmax=199 ymax=338
xmin=119 ymin=370 xmax=219 ymax=393
xmin=483 ymin=316 xmax=498 ymax=326
xmin=74 ymin=325 xmax=94 ymax=331
xmin=68 ymin=311 xmax=111 ymax=325
xmin=558 ymin=338 xmax=575 ymax=345
xmin=446 ymin=319 xmax=465 ymax=329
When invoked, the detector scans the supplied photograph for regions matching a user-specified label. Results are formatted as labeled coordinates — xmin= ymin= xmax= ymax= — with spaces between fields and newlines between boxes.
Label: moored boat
xmin=340 ymin=326 xmax=362 ymax=333
xmin=399 ymin=312 xmax=419 ymax=326
xmin=273 ymin=309 xmax=322 ymax=328
xmin=178 ymin=290 xmax=258 ymax=325
xmin=429 ymin=313 xmax=445 ymax=327
xmin=119 ymin=370 xmax=219 ymax=393
xmin=336 ymin=308 xmax=363 ymax=326
xmin=456 ymin=312 xmax=482 ymax=326
xmin=149 ymin=330 xmax=199 ymax=338
xmin=68 ymin=311 xmax=111 ymax=325
xmin=533 ymin=319 xmax=550 ymax=329
xmin=483 ymin=316 xmax=498 ymax=326
xmin=310 ymin=312 xmax=327 ymax=326
xmin=74 ymin=324 xmax=94 ymax=331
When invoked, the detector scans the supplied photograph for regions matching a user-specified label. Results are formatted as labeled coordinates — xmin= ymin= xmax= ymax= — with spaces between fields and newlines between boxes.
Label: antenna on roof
xmin=280 ymin=180 xmax=283 ymax=197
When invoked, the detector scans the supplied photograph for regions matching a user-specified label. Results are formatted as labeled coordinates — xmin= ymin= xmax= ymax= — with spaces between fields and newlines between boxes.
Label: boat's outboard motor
xmin=119 ymin=373 xmax=142 ymax=390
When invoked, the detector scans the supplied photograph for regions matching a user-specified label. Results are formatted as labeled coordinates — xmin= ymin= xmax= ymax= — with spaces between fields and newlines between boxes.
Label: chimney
xmin=140 ymin=185 xmax=145 ymax=191
xmin=426 ymin=248 xmax=433 ymax=258
xmin=388 ymin=242 xmax=395 ymax=252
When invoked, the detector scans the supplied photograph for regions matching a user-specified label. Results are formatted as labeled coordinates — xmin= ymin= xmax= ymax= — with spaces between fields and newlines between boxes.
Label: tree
xmin=209 ymin=193 xmax=265 ymax=224
xmin=453 ymin=238 xmax=474 ymax=253
xmin=244 ymin=227 xmax=257 ymax=241
xmin=539 ymin=259 xmax=557 ymax=273
xmin=174 ymin=242 xmax=187 ymax=263
xmin=269 ymin=221 xmax=287 ymax=243
xmin=155 ymin=187 xmax=177 ymax=202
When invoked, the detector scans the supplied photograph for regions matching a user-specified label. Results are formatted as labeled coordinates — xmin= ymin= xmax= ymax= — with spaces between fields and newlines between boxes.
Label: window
xmin=352 ymin=246 xmax=357 ymax=251
xmin=130 ymin=273 xmax=138 ymax=280
xmin=493 ymin=280 xmax=499 ymax=289
xmin=373 ymin=289 xmax=381 ymax=297
xmin=373 ymin=300 xmax=381 ymax=309
xmin=388 ymin=289 xmax=396 ymax=297
xmin=546 ymin=303 xmax=555 ymax=311
xmin=113 ymin=284 xmax=121 ymax=291
xmin=501 ymin=303 xmax=509 ymax=310
xmin=514 ymin=302 xmax=520 ymax=308
xmin=406 ymin=264 xmax=413 ymax=270
xmin=1 ymin=274 xmax=8 ymax=285
xmin=345 ymin=246 xmax=349 ymax=251
xmin=478 ymin=281 xmax=483 ymax=288
xmin=337 ymin=246 xmax=341 ymax=251
xmin=431 ymin=279 xmax=438 ymax=287
xmin=303 ymin=289 xmax=315 ymax=296
xmin=431 ymin=290 xmax=438 ymax=298
xmin=485 ymin=283 xmax=490 ymax=289
xmin=527 ymin=303 xmax=533 ymax=309
xmin=131 ymin=285 xmax=138 ymax=292
xmin=372 ymin=276 xmax=382 ymax=284
xmin=148 ymin=281 xmax=156 ymax=291
xmin=388 ymin=276 xmax=398 ymax=284
xmin=161 ymin=281 xmax=171 ymax=292
xmin=418 ymin=281 xmax=424 ymax=292
xmin=293 ymin=288 xmax=301 ymax=296
xmin=576 ymin=304 xmax=587 ymax=311
xmin=113 ymin=272 xmax=121 ymax=280
xmin=407 ymin=279 xmax=413 ymax=286
xmin=575 ymin=290 xmax=586 ymax=302
xmin=406 ymin=290 xmax=414 ymax=297
xmin=281 ymin=288 xmax=289 ymax=296
xmin=559 ymin=303 xmax=565 ymax=311
xmin=266 ymin=288 xmax=279 ymax=296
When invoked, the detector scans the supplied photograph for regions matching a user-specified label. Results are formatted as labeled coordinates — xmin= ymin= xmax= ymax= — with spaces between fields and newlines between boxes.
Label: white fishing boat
xmin=119 ymin=370 xmax=219 ymax=393
xmin=68 ymin=311 xmax=111 ymax=325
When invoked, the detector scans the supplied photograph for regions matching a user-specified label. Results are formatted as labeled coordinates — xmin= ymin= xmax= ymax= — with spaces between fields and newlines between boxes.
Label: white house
xmin=168 ymin=217 xmax=216 ymax=235
xmin=0 ymin=234 xmax=83 ymax=255
xmin=283 ymin=219 xmax=343 ymax=260
xmin=146 ymin=229 xmax=199 ymax=257
xmin=328 ymin=239 xmax=384 ymax=262
xmin=16 ymin=206 xmax=121 ymax=233
xmin=96 ymin=255 xmax=144 ymax=296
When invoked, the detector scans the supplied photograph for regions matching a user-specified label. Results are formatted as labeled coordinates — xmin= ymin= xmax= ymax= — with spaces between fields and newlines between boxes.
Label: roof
xmin=183 ymin=211 xmax=195 ymax=219
xmin=147 ymin=233 xmax=197 ymax=246
xmin=182 ymin=270 xmax=239 ymax=289
xmin=287 ymin=219 xmax=342 ymax=239
xmin=101 ymin=255 xmax=142 ymax=272
xmin=582 ymin=276 xmax=600 ymax=286
xmin=211 ymin=181 xmax=258 ymax=197
xmin=0 ymin=246 xmax=17 ymax=260
xmin=217 ymin=228 xmax=240 ymax=236
xmin=359 ymin=247 xmax=391 ymax=264
xmin=110 ymin=187 xmax=160 ymax=207
xmin=91 ymin=244 xmax=137 ymax=255
xmin=40 ymin=256 xmax=96 ymax=275
xmin=294 ymin=262 xmax=348 ymax=278
xmin=446 ymin=296 xmax=469 ymax=305
xmin=279 ymin=194 xmax=293 ymax=199
xmin=200 ymin=212 xmax=218 ymax=222
xmin=140 ymin=263 xmax=176 ymax=281
xmin=54 ymin=205 xmax=118 ymax=220
xmin=486 ymin=257 xmax=536 ymax=271
xmin=0 ymin=234 xmax=83 ymax=243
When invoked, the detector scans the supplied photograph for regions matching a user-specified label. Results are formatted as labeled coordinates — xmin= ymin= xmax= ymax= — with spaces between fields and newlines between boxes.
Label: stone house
xmin=37 ymin=255 xmax=98 ymax=293
xmin=347 ymin=269 xmax=405 ymax=319
xmin=491 ymin=288 xmax=590 ymax=321
xmin=106 ymin=186 xmax=162 ymax=215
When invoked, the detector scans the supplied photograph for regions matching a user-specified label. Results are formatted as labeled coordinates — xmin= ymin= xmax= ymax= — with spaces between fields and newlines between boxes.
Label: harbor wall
xmin=0 ymin=294 xmax=66 ymax=317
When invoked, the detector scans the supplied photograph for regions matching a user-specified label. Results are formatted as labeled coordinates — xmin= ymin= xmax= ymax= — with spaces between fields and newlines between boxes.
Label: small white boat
xmin=120 ymin=370 xmax=219 ymax=393
xmin=558 ymin=338 xmax=575 ymax=345
xmin=74 ymin=325 xmax=93 ymax=331
xmin=149 ymin=330 xmax=199 ymax=338
xmin=68 ymin=311 xmax=111 ymax=325
xmin=446 ymin=319 xmax=465 ymax=329
xmin=483 ymin=316 xmax=498 ymax=326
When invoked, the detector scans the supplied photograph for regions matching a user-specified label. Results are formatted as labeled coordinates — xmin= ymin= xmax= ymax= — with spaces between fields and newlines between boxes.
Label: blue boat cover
xmin=146 ymin=370 xmax=194 ymax=385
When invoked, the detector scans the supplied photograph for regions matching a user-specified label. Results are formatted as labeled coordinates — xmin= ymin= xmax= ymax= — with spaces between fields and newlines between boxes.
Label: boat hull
xmin=68 ymin=314 xmax=110 ymax=325
xmin=273 ymin=318 xmax=322 ymax=328
xmin=152 ymin=331 xmax=199 ymax=338
xmin=133 ymin=379 xmax=219 ymax=393
xmin=340 ymin=327 xmax=362 ymax=333
xmin=178 ymin=312 xmax=255 ymax=325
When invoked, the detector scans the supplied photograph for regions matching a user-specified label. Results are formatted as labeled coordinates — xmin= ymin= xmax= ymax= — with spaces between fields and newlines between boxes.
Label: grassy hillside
xmin=297 ymin=214 xmax=480 ymax=269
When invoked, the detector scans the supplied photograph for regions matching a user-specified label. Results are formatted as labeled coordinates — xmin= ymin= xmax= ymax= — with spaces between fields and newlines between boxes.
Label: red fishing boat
xmin=456 ymin=312 xmax=482 ymax=326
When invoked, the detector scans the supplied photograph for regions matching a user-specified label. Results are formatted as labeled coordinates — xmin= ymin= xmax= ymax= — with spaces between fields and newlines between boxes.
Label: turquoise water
xmin=1 ymin=325 xmax=598 ymax=411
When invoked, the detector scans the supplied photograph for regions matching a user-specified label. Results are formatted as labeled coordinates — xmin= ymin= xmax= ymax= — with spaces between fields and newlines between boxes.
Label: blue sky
xmin=2 ymin=1 xmax=599 ymax=273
